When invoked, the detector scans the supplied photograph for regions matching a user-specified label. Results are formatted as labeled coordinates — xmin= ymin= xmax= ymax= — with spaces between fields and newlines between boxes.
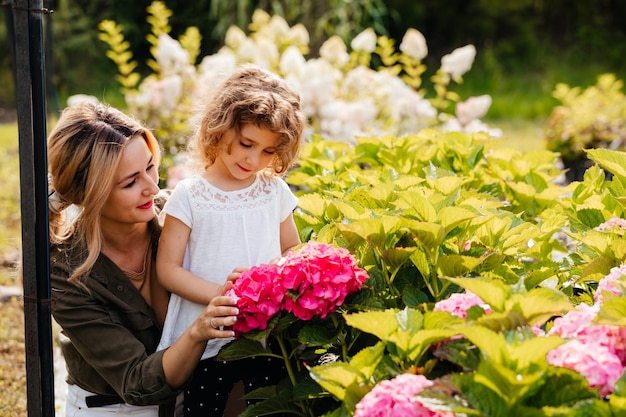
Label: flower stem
xmin=331 ymin=314 xmax=348 ymax=361
xmin=275 ymin=333 xmax=297 ymax=387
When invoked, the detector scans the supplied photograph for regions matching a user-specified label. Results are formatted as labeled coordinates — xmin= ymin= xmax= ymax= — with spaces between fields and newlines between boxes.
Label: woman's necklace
xmin=120 ymin=241 xmax=151 ymax=291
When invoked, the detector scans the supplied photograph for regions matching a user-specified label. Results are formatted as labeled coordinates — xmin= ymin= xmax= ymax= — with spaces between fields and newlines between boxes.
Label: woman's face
xmin=101 ymin=135 xmax=160 ymax=226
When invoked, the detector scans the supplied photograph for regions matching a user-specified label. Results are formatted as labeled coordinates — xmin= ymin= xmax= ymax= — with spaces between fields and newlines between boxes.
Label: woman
xmin=48 ymin=102 xmax=239 ymax=417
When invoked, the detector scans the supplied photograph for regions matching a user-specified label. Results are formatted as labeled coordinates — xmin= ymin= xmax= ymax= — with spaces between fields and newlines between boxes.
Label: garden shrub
xmin=545 ymin=73 xmax=626 ymax=182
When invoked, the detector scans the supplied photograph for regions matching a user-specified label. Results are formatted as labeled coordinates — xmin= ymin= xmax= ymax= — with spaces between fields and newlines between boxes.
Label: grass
xmin=0 ymin=121 xmax=26 ymax=416
xmin=0 ymin=122 xmax=21 ymax=287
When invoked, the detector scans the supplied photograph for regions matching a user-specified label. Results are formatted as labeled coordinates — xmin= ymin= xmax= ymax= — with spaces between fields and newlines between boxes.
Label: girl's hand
xmin=226 ymin=266 xmax=248 ymax=283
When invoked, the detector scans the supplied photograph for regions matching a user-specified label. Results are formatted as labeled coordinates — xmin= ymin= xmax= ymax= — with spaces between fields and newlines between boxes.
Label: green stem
xmin=331 ymin=314 xmax=348 ymax=361
xmin=275 ymin=334 xmax=314 ymax=417
xmin=275 ymin=333 xmax=297 ymax=387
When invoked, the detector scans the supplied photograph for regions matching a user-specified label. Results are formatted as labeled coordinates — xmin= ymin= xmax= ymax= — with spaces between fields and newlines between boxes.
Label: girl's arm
xmin=280 ymin=212 xmax=301 ymax=256
xmin=156 ymin=214 xmax=223 ymax=304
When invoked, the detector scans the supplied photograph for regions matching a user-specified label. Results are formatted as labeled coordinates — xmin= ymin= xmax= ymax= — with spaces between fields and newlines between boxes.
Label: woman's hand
xmin=162 ymin=289 xmax=239 ymax=388
xmin=196 ymin=288 xmax=239 ymax=339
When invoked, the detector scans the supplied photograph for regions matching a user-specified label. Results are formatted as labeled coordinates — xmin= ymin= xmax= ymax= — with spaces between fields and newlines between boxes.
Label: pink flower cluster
xmin=546 ymin=281 xmax=626 ymax=395
xmin=594 ymin=263 xmax=626 ymax=304
xmin=354 ymin=373 xmax=454 ymax=417
xmin=546 ymin=340 xmax=623 ymax=397
xmin=595 ymin=217 xmax=626 ymax=231
xmin=433 ymin=291 xmax=492 ymax=318
xmin=227 ymin=241 xmax=369 ymax=335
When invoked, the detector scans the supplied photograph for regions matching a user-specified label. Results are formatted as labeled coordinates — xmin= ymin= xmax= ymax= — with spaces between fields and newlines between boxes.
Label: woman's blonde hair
xmin=47 ymin=103 xmax=161 ymax=282
xmin=188 ymin=64 xmax=307 ymax=174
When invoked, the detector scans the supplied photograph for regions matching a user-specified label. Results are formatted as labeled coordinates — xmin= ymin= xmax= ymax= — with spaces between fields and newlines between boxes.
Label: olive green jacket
xmin=50 ymin=192 xmax=178 ymax=416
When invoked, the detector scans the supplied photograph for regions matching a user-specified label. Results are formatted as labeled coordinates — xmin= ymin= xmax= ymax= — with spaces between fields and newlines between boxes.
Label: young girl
xmin=156 ymin=65 xmax=307 ymax=416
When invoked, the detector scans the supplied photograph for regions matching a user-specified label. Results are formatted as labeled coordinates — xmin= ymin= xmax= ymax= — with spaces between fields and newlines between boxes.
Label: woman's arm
xmin=157 ymin=214 xmax=224 ymax=304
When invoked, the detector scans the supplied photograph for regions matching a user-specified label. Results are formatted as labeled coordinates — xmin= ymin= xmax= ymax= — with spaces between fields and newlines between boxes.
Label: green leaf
xmin=446 ymin=277 xmax=510 ymax=311
xmin=402 ymin=287 xmax=430 ymax=306
xmin=396 ymin=191 xmax=437 ymax=222
xmin=595 ymin=297 xmax=626 ymax=326
xmin=438 ymin=206 xmax=479 ymax=233
xmin=297 ymin=193 xmax=328 ymax=218
xmin=408 ymin=221 xmax=446 ymax=251
xmin=586 ymin=148 xmax=626 ymax=180
xmin=410 ymin=248 xmax=430 ymax=278
xmin=577 ymin=208 xmax=605 ymax=228
xmin=218 ymin=338 xmax=275 ymax=361
xmin=407 ymin=328 xmax=460 ymax=362
xmin=343 ymin=309 xmax=401 ymax=340
xmin=346 ymin=342 xmax=386 ymax=381
xmin=437 ymin=254 xmax=485 ymax=277
xmin=307 ymin=362 xmax=362 ymax=400
xmin=453 ymin=372 xmax=511 ymax=417
xmin=526 ymin=367 xmax=596 ymax=407
xmin=514 ymin=288 xmax=573 ymax=325
xmin=308 ymin=343 xmax=385 ymax=402
xmin=238 ymin=388 xmax=302 ymax=417
xmin=298 ymin=322 xmax=340 ymax=346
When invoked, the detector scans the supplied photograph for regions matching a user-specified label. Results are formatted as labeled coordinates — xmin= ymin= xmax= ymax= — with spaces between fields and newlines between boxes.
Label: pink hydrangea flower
xmin=548 ymin=303 xmax=598 ymax=338
xmin=227 ymin=241 xmax=368 ymax=335
xmin=280 ymin=241 xmax=369 ymax=320
xmin=546 ymin=339 xmax=624 ymax=396
xmin=595 ymin=217 xmax=626 ymax=231
xmin=227 ymin=263 xmax=285 ymax=334
xmin=594 ymin=263 xmax=626 ymax=304
xmin=548 ymin=302 xmax=626 ymax=361
xmin=433 ymin=291 xmax=491 ymax=319
xmin=354 ymin=373 xmax=454 ymax=417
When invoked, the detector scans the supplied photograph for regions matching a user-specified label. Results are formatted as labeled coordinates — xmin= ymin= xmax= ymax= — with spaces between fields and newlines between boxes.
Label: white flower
xmin=455 ymin=95 xmax=492 ymax=125
xmin=251 ymin=9 xmax=271 ymax=25
xmin=255 ymin=37 xmax=280 ymax=68
xmin=351 ymin=28 xmax=377 ymax=53
xmin=441 ymin=44 xmax=476 ymax=79
xmin=267 ymin=14 xmax=290 ymax=38
xmin=224 ymin=26 xmax=247 ymax=49
xmin=464 ymin=119 xmax=503 ymax=138
xmin=194 ymin=49 xmax=238 ymax=102
xmin=66 ymin=94 xmax=99 ymax=108
xmin=279 ymin=45 xmax=306 ymax=75
xmin=285 ymin=58 xmax=341 ymax=118
xmin=151 ymin=75 xmax=183 ymax=116
xmin=155 ymin=34 xmax=189 ymax=76
xmin=399 ymin=28 xmax=427 ymax=60
xmin=236 ymin=38 xmax=259 ymax=62
xmin=286 ymin=23 xmax=310 ymax=48
xmin=319 ymin=36 xmax=349 ymax=67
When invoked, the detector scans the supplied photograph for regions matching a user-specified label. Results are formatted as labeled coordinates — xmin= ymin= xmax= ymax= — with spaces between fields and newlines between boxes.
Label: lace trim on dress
xmin=189 ymin=175 xmax=278 ymax=211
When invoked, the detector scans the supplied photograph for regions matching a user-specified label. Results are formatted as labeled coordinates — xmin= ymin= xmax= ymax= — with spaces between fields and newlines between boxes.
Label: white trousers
xmin=65 ymin=385 xmax=159 ymax=417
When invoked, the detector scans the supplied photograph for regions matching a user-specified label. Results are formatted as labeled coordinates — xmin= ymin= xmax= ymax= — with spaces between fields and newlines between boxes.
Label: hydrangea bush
xmin=545 ymin=73 xmax=626 ymax=182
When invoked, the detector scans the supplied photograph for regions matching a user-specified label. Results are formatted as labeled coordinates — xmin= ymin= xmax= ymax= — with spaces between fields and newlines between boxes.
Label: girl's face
xmin=101 ymin=136 xmax=160 ymax=226
xmin=214 ymin=123 xmax=280 ymax=184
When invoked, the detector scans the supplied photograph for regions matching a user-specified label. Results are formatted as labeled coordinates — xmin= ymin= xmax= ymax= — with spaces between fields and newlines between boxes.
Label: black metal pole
xmin=13 ymin=0 xmax=55 ymax=416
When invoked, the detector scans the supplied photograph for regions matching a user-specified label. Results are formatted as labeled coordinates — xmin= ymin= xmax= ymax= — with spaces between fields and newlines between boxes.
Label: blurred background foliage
xmin=1 ymin=0 xmax=625 ymax=120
